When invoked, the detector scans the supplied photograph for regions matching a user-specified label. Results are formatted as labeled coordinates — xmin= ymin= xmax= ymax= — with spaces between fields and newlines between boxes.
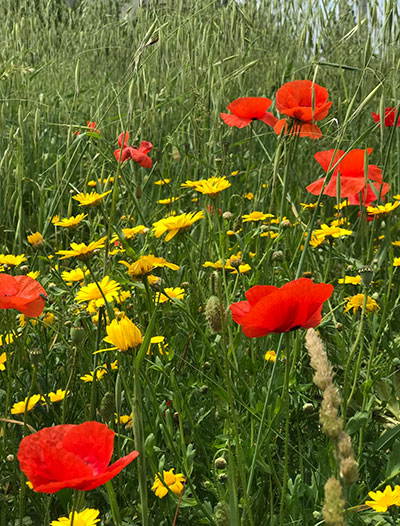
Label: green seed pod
xmin=70 ymin=327 xmax=86 ymax=345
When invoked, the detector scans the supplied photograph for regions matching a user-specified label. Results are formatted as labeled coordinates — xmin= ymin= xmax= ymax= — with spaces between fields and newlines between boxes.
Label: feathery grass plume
xmin=322 ymin=477 xmax=345 ymax=526
xmin=320 ymin=384 xmax=343 ymax=439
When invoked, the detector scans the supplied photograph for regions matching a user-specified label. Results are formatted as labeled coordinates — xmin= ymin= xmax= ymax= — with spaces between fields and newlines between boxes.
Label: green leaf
xmin=345 ymin=411 xmax=369 ymax=435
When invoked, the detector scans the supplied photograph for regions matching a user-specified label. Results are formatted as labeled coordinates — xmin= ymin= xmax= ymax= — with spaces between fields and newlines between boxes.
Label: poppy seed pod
xmin=359 ymin=265 xmax=374 ymax=287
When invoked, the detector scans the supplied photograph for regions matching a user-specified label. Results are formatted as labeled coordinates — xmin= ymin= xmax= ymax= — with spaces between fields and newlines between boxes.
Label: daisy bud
xmin=215 ymin=457 xmax=227 ymax=470
xmin=199 ymin=385 xmax=208 ymax=395
xmin=7 ymin=454 xmax=14 ymax=462
xmin=20 ymin=265 xmax=29 ymax=274
xmin=204 ymin=361 xmax=211 ymax=370
xmin=222 ymin=211 xmax=233 ymax=220
xmin=336 ymin=323 xmax=343 ymax=331
xmin=218 ymin=473 xmax=228 ymax=484
xmin=280 ymin=219 xmax=291 ymax=228
xmin=302 ymin=403 xmax=314 ymax=413
xmin=272 ymin=250 xmax=284 ymax=262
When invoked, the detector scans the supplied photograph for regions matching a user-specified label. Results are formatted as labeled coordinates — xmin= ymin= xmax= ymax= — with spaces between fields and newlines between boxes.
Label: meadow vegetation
xmin=0 ymin=0 xmax=399 ymax=524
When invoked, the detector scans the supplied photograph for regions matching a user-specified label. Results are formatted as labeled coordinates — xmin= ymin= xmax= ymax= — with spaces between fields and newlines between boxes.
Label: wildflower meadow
xmin=1 ymin=0 xmax=400 ymax=524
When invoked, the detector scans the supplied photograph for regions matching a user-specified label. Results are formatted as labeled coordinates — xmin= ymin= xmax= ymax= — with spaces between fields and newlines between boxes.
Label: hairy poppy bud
xmin=100 ymin=392 xmax=115 ymax=422
xmin=359 ymin=265 xmax=374 ymax=287
xmin=70 ymin=326 xmax=86 ymax=344
xmin=205 ymin=295 xmax=224 ymax=333
xmin=272 ymin=250 xmax=284 ymax=262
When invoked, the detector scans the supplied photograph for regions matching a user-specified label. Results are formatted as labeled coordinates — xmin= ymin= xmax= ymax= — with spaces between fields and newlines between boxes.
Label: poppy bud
xmin=215 ymin=457 xmax=227 ymax=470
xmin=205 ymin=295 xmax=224 ymax=333
xmin=136 ymin=185 xmax=143 ymax=199
xmin=100 ymin=392 xmax=115 ymax=422
xmin=70 ymin=326 xmax=86 ymax=344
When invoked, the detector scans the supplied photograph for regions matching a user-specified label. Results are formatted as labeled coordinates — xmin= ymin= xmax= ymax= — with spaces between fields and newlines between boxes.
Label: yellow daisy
xmin=242 ymin=211 xmax=274 ymax=222
xmin=338 ymin=276 xmax=361 ymax=285
xmin=120 ymin=255 xmax=179 ymax=280
xmin=11 ymin=394 xmax=42 ymax=414
xmin=264 ymin=350 xmax=277 ymax=362
xmin=50 ymin=508 xmax=100 ymax=526
xmin=61 ymin=267 xmax=89 ymax=284
xmin=365 ymin=485 xmax=400 ymax=512
xmin=152 ymin=469 xmax=185 ymax=499
xmin=56 ymin=237 xmax=106 ymax=260
xmin=75 ymin=276 xmax=121 ymax=309
xmin=103 ymin=317 xmax=143 ymax=352
xmin=181 ymin=176 xmax=231 ymax=198
xmin=0 ymin=254 xmax=27 ymax=266
xmin=154 ymin=179 xmax=171 ymax=185
xmin=155 ymin=287 xmax=185 ymax=303
xmin=0 ymin=352 xmax=6 ymax=371
xmin=80 ymin=366 xmax=108 ymax=383
xmin=27 ymin=232 xmax=43 ymax=248
xmin=158 ymin=197 xmax=179 ymax=205
xmin=153 ymin=211 xmax=204 ymax=241
xmin=343 ymin=294 xmax=379 ymax=314
xmin=72 ymin=190 xmax=112 ymax=206
xmin=43 ymin=389 xmax=70 ymax=403
xmin=53 ymin=214 xmax=87 ymax=228
xmin=367 ymin=202 xmax=400 ymax=215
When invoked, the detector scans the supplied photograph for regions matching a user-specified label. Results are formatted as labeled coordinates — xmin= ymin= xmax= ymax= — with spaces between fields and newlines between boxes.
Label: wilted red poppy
xmin=114 ymin=132 xmax=153 ymax=168
xmin=306 ymin=148 xmax=389 ymax=206
xmin=372 ymin=107 xmax=400 ymax=127
xmin=0 ymin=274 xmax=47 ymax=317
xmin=17 ymin=421 xmax=139 ymax=493
xmin=230 ymin=278 xmax=333 ymax=337
xmin=220 ymin=97 xmax=277 ymax=128
xmin=273 ymin=80 xmax=332 ymax=139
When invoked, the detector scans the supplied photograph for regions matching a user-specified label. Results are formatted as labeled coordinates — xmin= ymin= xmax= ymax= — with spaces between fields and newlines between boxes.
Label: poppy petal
xmin=117 ymin=131 xmax=130 ymax=148
xmin=138 ymin=140 xmax=153 ymax=154
xmin=245 ymin=285 xmax=278 ymax=306
xmin=62 ymin=421 xmax=114 ymax=475
xmin=314 ymin=150 xmax=344 ymax=174
xmin=259 ymin=112 xmax=278 ymax=127
xmin=220 ymin=113 xmax=252 ymax=128
xmin=227 ymin=97 xmax=272 ymax=119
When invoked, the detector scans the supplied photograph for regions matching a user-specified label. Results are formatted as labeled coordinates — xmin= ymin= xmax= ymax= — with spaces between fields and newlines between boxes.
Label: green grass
xmin=0 ymin=0 xmax=400 ymax=524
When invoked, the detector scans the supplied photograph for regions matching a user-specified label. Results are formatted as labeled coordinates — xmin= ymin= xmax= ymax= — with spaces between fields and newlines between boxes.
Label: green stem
xmin=133 ymin=362 xmax=149 ymax=526
xmin=279 ymin=334 xmax=291 ymax=526
xmin=343 ymin=292 xmax=368 ymax=417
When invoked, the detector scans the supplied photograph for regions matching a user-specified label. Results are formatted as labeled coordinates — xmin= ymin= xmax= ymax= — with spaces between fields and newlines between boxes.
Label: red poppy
xmin=0 ymin=274 xmax=47 ymax=317
xmin=372 ymin=107 xmax=400 ymax=127
xmin=273 ymin=80 xmax=332 ymax=139
xmin=220 ymin=97 xmax=277 ymax=129
xmin=306 ymin=148 xmax=389 ymax=206
xmin=17 ymin=421 xmax=139 ymax=493
xmin=75 ymin=121 xmax=99 ymax=136
xmin=114 ymin=132 xmax=153 ymax=168
xmin=230 ymin=278 xmax=333 ymax=337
